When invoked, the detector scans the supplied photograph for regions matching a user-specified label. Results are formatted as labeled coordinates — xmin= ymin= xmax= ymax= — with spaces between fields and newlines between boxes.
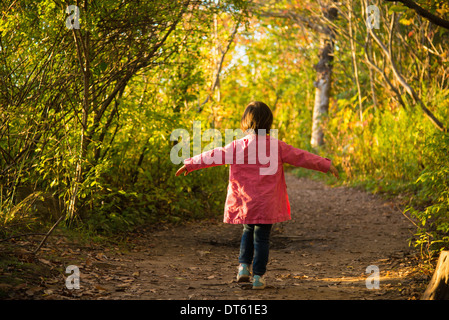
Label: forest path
xmin=72 ymin=173 xmax=424 ymax=300
xmin=3 ymin=173 xmax=427 ymax=300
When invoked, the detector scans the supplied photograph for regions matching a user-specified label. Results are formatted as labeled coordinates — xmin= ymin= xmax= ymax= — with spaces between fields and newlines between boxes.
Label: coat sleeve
xmin=183 ymin=141 xmax=235 ymax=173
xmin=279 ymin=140 xmax=331 ymax=173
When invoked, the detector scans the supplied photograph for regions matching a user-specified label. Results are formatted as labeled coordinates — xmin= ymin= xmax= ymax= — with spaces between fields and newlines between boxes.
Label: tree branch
xmin=364 ymin=33 xmax=407 ymax=109
xmin=34 ymin=214 xmax=65 ymax=254
xmin=257 ymin=10 xmax=326 ymax=34
xmin=199 ymin=16 xmax=242 ymax=112
xmin=384 ymin=0 xmax=449 ymax=30
xmin=368 ymin=13 xmax=447 ymax=132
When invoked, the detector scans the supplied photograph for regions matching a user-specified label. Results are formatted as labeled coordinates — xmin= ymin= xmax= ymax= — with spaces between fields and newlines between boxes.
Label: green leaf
xmin=388 ymin=5 xmax=407 ymax=14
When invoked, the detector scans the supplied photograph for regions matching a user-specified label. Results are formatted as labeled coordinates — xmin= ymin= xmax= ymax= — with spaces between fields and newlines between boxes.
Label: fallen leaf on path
xmin=38 ymin=258 xmax=53 ymax=266
xmin=197 ymin=250 xmax=211 ymax=257
xmin=0 ymin=284 xmax=12 ymax=290
xmin=96 ymin=253 xmax=108 ymax=260
xmin=26 ymin=286 xmax=43 ymax=296
xmin=43 ymin=289 xmax=54 ymax=295
xmin=14 ymin=283 xmax=27 ymax=290
xmin=95 ymin=285 xmax=108 ymax=291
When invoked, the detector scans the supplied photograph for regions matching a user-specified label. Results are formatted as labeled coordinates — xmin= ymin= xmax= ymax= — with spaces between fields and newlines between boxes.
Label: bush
xmin=406 ymin=131 xmax=449 ymax=256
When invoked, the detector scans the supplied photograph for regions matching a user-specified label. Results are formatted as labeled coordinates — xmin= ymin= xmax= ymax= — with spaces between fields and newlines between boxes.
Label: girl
xmin=175 ymin=101 xmax=339 ymax=289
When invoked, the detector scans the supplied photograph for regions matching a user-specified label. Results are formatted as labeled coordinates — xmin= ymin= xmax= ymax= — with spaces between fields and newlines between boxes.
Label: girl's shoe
xmin=252 ymin=275 xmax=266 ymax=289
xmin=236 ymin=263 xmax=251 ymax=282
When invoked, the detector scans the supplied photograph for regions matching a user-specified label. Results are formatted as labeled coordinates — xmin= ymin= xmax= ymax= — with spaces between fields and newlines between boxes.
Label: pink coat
xmin=183 ymin=134 xmax=331 ymax=225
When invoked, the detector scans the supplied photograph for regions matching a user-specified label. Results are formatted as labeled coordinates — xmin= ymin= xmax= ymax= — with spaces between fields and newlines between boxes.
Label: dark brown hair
xmin=240 ymin=101 xmax=273 ymax=134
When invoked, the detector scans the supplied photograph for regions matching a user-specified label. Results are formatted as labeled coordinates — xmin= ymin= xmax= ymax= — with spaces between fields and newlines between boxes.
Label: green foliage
xmin=220 ymin=17 xmax=317 ymax=148
xmin=325 ymin=104 xmax=429 ymax=190
xmin=406 ymin=131 xmax=449 ymax=256
xmin=323 ymin=71 xmax=449 ymax=257
xmin=0 ymin=0 xmax=247 ymax=236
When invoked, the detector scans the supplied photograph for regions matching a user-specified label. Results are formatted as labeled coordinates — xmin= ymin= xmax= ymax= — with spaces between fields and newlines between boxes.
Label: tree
xmin=0 ymin=0 xmax=249 ymax=227
xmin=422 ymin=251 xmax=449 ymax=300
xmin=254 ymin=1 xmax=339 ymax=148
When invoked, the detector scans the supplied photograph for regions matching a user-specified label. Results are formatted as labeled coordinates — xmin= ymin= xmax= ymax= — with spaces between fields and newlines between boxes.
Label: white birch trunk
xmin=311 ymin=76 xmax=330 ymax=148
xmin=311 ymin=34 xmax=333 ymax=148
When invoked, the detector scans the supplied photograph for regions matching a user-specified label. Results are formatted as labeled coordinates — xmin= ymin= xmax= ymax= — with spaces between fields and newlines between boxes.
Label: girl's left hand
xmin=329 ymin=164 xmax=339 ymax=179
xmin=175 ymin=165 xmax=188 ymax=176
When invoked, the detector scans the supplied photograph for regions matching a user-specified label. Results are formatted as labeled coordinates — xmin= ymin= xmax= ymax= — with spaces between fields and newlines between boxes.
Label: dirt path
xmin=2 ymin=173 xmax=429 ymax=300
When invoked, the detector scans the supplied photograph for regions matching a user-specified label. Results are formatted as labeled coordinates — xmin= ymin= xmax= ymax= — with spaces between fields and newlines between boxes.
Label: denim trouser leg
xmin=238 ymin=224 xmax=272 ymax=276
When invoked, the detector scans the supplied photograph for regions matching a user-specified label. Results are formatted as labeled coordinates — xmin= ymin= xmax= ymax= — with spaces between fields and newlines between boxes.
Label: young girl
xmin=175 ymin=101 xmax=339 ymax=289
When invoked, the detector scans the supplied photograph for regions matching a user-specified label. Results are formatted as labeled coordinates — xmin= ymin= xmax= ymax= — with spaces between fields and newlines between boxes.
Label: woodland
xmin=0 ymin=0 xmax=449 ymax=300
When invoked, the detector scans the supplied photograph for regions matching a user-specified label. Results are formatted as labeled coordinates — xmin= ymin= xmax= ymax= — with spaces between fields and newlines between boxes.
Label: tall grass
xmin=322 ymin=94 xmax=449 ymax=257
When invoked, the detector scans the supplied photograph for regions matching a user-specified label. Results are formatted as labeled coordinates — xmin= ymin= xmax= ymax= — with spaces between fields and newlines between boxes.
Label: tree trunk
xmin=422 ymin=251 xmax=449 ymax=300
xmin=348 ymin=0 xmax=363 ymax=121
xmin=311 ymin=26 xmax=333 ymax=148
xmin=69 ymin=9 xmax=91 ymax=221
xmin=311 ymin=65 xmax=331 ymax=148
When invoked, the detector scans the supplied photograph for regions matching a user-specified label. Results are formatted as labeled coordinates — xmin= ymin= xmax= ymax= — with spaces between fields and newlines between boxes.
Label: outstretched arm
xmin=280 ymin=140 xmax=339 ymax=179
xmin=175 ymin=140 xmax=235 ymax=177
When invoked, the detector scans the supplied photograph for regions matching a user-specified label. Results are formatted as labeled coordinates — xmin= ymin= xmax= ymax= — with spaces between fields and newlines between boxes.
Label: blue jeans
xmin=238 ymin=224 xmax=272 ymax=276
